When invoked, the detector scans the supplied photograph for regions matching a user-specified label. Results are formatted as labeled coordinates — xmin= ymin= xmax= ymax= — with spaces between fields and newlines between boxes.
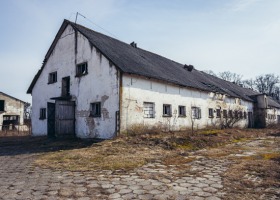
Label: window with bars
xmin=208 ymin=108 xmax=214 ymax=118
xmin=39 ymin=108 xmax=46 ymax=120
xmin=223 ymin=110 xmax=227 ymax=118
xmin=191 ymin=107 xmax=201 ymax=119
xmin=143 ymin=102 xmax=155 ymax=118
xmin=216 ymin=109 xmax=221 ymax=118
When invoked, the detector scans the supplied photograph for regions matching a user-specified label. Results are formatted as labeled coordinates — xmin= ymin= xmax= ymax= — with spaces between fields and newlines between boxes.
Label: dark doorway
xmin=62 ymin=76 xmax=70 ymax=97
xmin=47 ymin=102 xmax=55 ymax=138
xmin=55 ymin=100 xmax=75 ymax=137
xmin=248 ymin=112 xmax=254 ymax=128
xmin=278 ymin=115 xmax=280 ymax=124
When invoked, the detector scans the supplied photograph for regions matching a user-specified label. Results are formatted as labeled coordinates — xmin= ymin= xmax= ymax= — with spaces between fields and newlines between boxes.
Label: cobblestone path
xmin=0 ymin=148 xmax=229 ymax=199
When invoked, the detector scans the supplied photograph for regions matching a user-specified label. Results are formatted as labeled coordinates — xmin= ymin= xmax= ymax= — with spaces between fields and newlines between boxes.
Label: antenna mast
xmin=75 ymin=12 xmax=85 ymax=24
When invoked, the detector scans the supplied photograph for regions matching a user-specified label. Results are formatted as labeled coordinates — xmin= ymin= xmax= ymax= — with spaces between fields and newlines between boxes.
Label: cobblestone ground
xmin=0 ymin=152 xmax=230 ymax=200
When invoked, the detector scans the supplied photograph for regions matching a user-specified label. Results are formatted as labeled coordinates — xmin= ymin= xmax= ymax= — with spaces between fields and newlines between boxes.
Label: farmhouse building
xmin=27 ymin=20 xmax=280 ymax=138
xmin=0 ymin=92 xmax=25 ymax=130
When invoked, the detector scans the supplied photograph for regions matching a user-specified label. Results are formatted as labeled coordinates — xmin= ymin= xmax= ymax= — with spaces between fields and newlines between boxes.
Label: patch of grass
xmin=35 ymin=139 xmax=162 ymax=171
xmin=261 ymin=152 xmax=280 ymax=160
xmin=232 ymin=138 xmax=248 ymax=143
xmin=199 ymin=129 xmax=222 ymax=136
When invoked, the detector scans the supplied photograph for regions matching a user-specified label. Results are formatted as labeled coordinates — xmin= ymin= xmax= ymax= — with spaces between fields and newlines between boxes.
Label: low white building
xmin=0 ymin=92 xmax=25 ymax=131
xmin=27 ymin=20 xmax=280 ymax=138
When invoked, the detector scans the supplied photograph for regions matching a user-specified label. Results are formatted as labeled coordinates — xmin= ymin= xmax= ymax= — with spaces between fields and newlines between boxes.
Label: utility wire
xmin=75 ymin=12 xmax=118 ymax=39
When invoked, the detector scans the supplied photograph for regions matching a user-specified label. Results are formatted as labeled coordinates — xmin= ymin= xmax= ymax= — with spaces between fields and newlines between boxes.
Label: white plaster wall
xmin=266 ymin=107 xmax=280 ymax=125
xmin=31 ymin=25 xmax=119 ymax=138
xmin=0 ymin=94 xmax=24 ymax=129
xmin=120 ymin=74 xmax=253 ymax=132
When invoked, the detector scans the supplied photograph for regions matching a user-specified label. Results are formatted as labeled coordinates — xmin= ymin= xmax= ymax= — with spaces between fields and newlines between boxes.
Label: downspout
xmin=117 ymin=70 xmax=123 ymax=137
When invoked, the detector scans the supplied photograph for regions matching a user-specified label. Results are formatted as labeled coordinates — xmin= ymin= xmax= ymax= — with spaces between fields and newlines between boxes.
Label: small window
xmin=191 ymin=107 xmax=201 ymax=119
xmin=143 ymin=102 xmax=155 ymax=118
xmin=239 ymin=111 xmax=243 ymax=119
xmin=223 ymin=110 xmax=227 ymax=118
xmin=76 ymin=62 xmax=88 ymax=77
xmin=178 ymin=106 xmax=186 ymax=117
xmin=216 ymin=109 xmax=221 ymax=118
xmin=244 ymin=111 xmax=247 ymax=119
xmin=234 ymin=110 xmax=238 ymax=119
xmin=90 ymin=102 xmax=101 ymax=117
xmin=40 ymin=108 xmax=46 ymax=119
xmin=208 ymin=108 xmax=214 ymax=118
xmin=163 ymin=104 xmax=172 ymax=117
xmin=229 ymin=110 xmax=233 ymax=118
xmin=48 ymin=71 xmax=57 ymax=84
xmin=0 ymin=100 xmax=4 ymax=111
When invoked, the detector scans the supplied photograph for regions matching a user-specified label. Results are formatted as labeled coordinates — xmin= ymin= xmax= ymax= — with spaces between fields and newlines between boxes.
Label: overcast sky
xmin=1 ymin=0 xmax=280 ymax=103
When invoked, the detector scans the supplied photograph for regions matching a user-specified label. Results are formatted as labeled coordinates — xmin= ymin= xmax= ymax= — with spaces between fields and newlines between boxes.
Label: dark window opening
xmin=163 ymin=104 xmax=172 ymax=117
xmin=0 ymin=100 xmax=4 ymax=111
xmin=143 ymin=102 xmax=155 ymax=118
xmin=216 ymin=109 xmax=221 ymax=118
xmin=234 ymin=110 xmax=239 ymax=119
xmin=209 ymin=108 xmax=214 ymax=118
xmin=62 ymin=77 xmax=70 ymax=97
xmin=48 ymin=71 xmax=57 ymax=84
xmin=76 ymin=62 xmax=88 ymax=77
xmin=244 ymin=111 xmax=247 ymax=119
xmin=40 ymin=108 xmax=46 ymax=120
xmin=178 ymin=106 xmax=186 ymax=117
xmin=223 ymin=110 xmax=227 ymax=118
xmin=229 ymin=110 xmax=233 ymax=118
xmin=90 ymin=102 xmax=101 ymax=117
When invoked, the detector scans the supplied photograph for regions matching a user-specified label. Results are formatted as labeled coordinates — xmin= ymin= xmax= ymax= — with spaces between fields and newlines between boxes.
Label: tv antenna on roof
xmin=75 ymin=12 xmax=86 ymax=24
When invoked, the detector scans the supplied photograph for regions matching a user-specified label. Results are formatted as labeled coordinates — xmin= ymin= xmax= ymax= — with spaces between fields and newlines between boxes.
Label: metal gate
xmin=55 ymin=100 xmax=75 ymax=137
xmin=47 ymin=102 xmax=56 ymax=137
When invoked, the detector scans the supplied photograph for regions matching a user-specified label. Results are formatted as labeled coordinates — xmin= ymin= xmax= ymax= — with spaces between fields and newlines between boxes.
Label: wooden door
xmin=55 ymin=100 xmax=75 ymax=137
xmin=248 ymin=112 xmax=253 ymax=128
xmin=47 ymin=102 xmax=56 ymax=137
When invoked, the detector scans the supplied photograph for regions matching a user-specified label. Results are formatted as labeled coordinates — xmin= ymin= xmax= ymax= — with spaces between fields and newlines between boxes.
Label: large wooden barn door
xmin=248 ymin=112 xmax=254 ymax=128
xmin=55 ymin=100 xmax=75 ymax=137
xmin=47 ymin=102 xmax=56 ymax=137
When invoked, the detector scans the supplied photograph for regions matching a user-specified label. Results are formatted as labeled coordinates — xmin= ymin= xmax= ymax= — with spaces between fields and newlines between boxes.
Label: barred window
xmin=192 ymin=107 xmax=201 ymax=119
xmin=90 ymin=102 xmax=101 ymax=117
xmin=216 ymin=109 xmax=221 ymax=118
xmin=143 ymin=102 xmax=155 ymax=118
xmin=40 ymin=108 xmax=46 ymax=120
xmin=209 ymin=108 xmax=214 ymax=118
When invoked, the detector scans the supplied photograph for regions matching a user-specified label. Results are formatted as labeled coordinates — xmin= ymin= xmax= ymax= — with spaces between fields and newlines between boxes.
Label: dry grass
xmin=35 ymin=127 xmax=280 ymax=172
xmin=36 ymin=139 xmax=164 ymax=171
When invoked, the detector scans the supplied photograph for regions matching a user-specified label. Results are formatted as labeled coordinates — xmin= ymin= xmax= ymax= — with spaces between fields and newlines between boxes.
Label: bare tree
xmin=255 ymin=74 xmax=279 ymax=96
xmin=203 ymin=70 xmax=217 ymax=76
xmin=218 ymin=71 xmax=243 ymax=84
xmin=242 ymin=78 xmax=255 ymax=89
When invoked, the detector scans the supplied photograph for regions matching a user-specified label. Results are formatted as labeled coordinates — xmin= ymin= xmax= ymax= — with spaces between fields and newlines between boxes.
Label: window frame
xmin=216 ymin=109 xmax=221 ymax=118
xmin=76 ymin=62 xmax=88 ymax=77
xmin=0 ymin=100 xmax=5 ymax=112
xmin=208 ymin=108 xmax=214 ymax=118
xmin=191 ymin=107 xmax=201 ymax=119
xmin=90 ymin=102 xmax=101 ymax=118
xmin=163 ymin=104 xmax=172 ymax=117
xmin=143 ymin=102 xmax=155 ymax=118
xmin=223 ymin=110 xmax=227 ymax=118
xmin=48 ymin=71 xmax=57 ymax=84
xmin=39 ymin=108 xmax=46 ymax=120
xmin=178 ymin=105 xmax=186 ymax=117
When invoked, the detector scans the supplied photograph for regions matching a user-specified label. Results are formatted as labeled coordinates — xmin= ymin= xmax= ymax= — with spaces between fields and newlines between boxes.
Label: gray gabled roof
xmin=27 ymin=19 xmax=280 ymax=108
xmin=0 ymin=91 xmax=26 ymax=103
